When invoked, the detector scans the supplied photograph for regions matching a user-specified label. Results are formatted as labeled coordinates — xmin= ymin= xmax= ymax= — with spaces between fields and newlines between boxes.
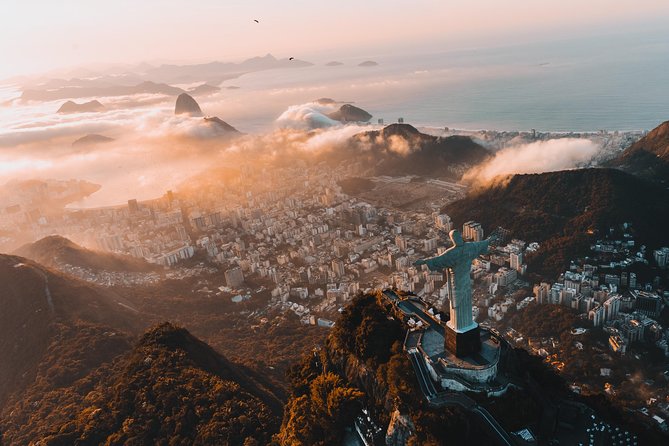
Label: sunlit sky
xmin=2 ymin=0 xmax=669 ymax=79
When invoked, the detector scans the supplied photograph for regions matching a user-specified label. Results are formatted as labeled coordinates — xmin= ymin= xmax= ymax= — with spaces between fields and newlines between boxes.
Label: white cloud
xmin=464 ymin=138 xmax=600 ymax=185
xmin=275 ymin=102 xmax=340 ymax=130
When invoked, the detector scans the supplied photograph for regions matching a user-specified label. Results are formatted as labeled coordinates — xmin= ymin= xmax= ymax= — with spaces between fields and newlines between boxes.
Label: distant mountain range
xmin=57 ymin=99 xmax=105 ymax=113
xmin=314 ymin=97 xmax=336 ymax=104
xmin=19 ymin=54 xmax=317 ymax=102
xmin=608 ymin=120 xmax=669 ymax=183
xmin=188 ymin=83 xmax=221 ymax=96
xmin=71 ymin=133 xmax=114 ymax=148
xmin=22 ymin=80 xmax=185 ymax=102
xmin=146 ymin=53 xmax=312 ymax=84
xmin=14 ymin=235 xmax=158 ymax=273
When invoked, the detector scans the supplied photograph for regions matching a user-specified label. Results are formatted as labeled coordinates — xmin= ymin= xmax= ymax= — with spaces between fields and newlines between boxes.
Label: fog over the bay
xmin=3 ymin=31 xmax=669 ymax=207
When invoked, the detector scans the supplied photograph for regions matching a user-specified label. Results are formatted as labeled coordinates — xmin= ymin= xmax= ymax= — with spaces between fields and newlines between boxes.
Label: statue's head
xmin=449 ymin=229 xmax=464 ymax=246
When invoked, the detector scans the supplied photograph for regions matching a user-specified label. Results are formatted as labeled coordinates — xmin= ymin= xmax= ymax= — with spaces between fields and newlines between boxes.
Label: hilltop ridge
xmin=444 ymin=168 xmax=669 ymax=276
xmin=14 ymin=235 xmax=158 ymax=273
xmin=338 ymin=123 xmax=491 ymax=178
xmin=1 ymin=322 xmax=280 ymax=445
xmin=609 ymin=120 xmax=669 ymax=182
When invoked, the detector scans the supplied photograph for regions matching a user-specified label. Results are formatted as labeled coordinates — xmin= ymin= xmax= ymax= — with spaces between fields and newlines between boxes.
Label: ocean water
xmin=1 ymin=30 xmax=668 ymax=207
xmin=2 ymin=30 xmax=667 ymax=137
xmin=212 ymin=30 xmax=669 ymax=133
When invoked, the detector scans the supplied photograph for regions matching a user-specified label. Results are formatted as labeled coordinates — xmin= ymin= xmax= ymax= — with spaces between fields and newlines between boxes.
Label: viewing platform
xmin=384 ymin=289 xmax=508 ymax=395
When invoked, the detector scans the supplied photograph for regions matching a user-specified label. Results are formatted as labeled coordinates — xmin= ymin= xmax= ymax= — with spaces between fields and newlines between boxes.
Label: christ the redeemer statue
xmin=415 ymin=229 xmax=489 ymax=356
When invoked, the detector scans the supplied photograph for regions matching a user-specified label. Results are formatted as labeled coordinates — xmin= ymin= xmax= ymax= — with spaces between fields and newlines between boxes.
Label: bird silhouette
xmin=289 ymin=57 xmax=294 ymax=60
xmin=253 ymin=19 xmax=259 ymax=23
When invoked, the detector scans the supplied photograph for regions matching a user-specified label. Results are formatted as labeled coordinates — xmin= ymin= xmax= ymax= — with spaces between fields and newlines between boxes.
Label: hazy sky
xmin=2 ymin=0 xmax=669 ymax=78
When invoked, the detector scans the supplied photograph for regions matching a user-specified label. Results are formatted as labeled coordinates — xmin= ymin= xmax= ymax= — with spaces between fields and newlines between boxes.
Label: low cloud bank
xmin=0 ymin=103 xmax=373 ymax=208
xmin=463 ymin=138 xmax=600 ymax=186
xmin=275 ymin=102 xmax=340 ymax=130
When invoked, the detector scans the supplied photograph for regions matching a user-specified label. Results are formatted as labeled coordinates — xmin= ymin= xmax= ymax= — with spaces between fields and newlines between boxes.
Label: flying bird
xmin=253 ymin=19 xmax=259 ymax=23
xmin=289 ymin=57 xmax=294 ymax=61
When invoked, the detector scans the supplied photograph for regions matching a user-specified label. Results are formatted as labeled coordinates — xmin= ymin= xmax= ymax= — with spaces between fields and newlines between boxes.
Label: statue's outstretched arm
xmin=478 ymin=238 xmax=491 ymax=256
xmin=414 ymin=250 xmax=455 ymax=271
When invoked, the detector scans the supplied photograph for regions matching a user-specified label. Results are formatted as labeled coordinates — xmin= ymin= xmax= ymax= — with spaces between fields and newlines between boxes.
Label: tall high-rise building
xmin=533 ymin=282 xmax=550 ymax=304
xmin=559 ymin=288 xmax=576 ymax=307
xmin=192 ymin=215 xmax=207 ymax=231
xmin=395 ymin=235 xmax=408 ymax=252
xmin=571 ymin=295 xmax=582 ymax=311
xmin=603 ymin=295 xmax=621 ymax=321
xmin=434 ymin=214 xmax=453 ymax=232
xmin=654 ymin=247 xmax=669 ymax=268
xmin=175 ymin=225 xmax=189 ymax=241
xmin=128 ymin=199 xmax=139 ymax=214
xmin=621 ymin=320 xmax=644 ymax=343
xmin=97 ymin=234 xmax=124 ymax=252
xmin=423 ymin=237 xmax=438 ymax=253
xmin=494 ymin=267 xmax=517 ymax=287
xmin=224 ymin=267 xmax=244 ymax=288
xmin=589 ymin=305 xmax=605 ymax=327
xmin=634 ymin=291 xmax=662 ymax=318
xmin=269 ymin=267 xmax=279 ymax=284
xmin=208 ymin=212 xmax=222 ymax=227
xmin=510 ymin=252 xmax=523 ymax=273
xmin=462 ymin=221 xmax=484 ymax=241
xmin=332 ymin=260 xmax=345 ymax=278
xmin=584 ymin=297 xmax=596 ymax=313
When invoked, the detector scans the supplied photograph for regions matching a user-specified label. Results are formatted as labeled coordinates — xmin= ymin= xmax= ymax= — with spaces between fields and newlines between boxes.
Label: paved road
xmin=388 ymin=289 xmax=516 ymax=445
xmin=408 ymin=352 xmax=516 ymax=445
xmin=402 ymin=314 xmax=515 ymax=444
xmin=472 ymin=406 xmax=516 ymax=446
xmin=408 ymin=351 xmax=476 ymax=410
xmin=398 ymin=298 xmax=445 ymax=336
xmin=430 ymin=391 xmax=476 ymax=410
xmin=409 ymin=352 xmax=438 ymax=397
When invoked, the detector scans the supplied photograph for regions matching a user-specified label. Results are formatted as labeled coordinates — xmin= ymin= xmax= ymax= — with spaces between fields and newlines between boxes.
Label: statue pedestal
xmin=445 ymin=324 xmax=481 ymax=358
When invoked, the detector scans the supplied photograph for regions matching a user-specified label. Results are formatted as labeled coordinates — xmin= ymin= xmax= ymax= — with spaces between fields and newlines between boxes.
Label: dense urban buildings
xmin=1 ymin=158 xmax=668 ymax=438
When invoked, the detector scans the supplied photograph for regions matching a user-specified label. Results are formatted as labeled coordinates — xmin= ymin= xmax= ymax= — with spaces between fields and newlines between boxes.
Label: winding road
xmin=408 ymin=350 xmax=515 ymax=445
xmin=386 ymin=290 xmax=517 ymax=446
xmin=36 ymin=268 xmax=55 ymax=315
